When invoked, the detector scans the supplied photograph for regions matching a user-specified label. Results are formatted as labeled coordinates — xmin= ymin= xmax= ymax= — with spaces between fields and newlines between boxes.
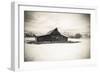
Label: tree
xmin=75 ymin=33 xmax=82 ymax=38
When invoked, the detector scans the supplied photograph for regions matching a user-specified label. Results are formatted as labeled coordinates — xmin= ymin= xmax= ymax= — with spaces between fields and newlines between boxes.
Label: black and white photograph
xmin=24 ymin=11 xmax=90 ymax=62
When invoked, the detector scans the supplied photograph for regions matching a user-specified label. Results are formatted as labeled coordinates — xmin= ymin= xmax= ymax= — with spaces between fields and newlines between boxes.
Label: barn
xmin=35 ymin=28 xmax=68 ymax=43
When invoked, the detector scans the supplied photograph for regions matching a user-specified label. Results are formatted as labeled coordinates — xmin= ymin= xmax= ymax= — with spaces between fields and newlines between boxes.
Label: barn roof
xmin=37 ymin=28 xmax=67 ymax=37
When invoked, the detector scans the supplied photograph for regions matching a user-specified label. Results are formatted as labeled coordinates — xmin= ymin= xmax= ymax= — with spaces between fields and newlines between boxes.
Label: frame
xmin=11 ymin=2 xmax=97 ymax=71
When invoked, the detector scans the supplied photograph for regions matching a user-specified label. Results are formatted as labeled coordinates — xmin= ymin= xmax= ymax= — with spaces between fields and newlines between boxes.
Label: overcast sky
xmin=24 ymin=11 xmax=90 ymax=36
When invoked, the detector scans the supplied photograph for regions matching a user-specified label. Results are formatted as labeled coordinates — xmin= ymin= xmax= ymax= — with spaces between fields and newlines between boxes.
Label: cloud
xmin=24 ymin=11 xmax=90 ymax=36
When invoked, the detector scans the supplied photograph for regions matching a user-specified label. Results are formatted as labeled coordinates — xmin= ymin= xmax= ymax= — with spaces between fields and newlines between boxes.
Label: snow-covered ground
xmin=24 ymin=38 xmax=90 ymax=61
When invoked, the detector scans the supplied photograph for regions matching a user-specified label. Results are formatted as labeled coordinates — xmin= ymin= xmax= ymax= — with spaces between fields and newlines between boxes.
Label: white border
xmin=11 ymin=2 xmax=97 ymax=71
